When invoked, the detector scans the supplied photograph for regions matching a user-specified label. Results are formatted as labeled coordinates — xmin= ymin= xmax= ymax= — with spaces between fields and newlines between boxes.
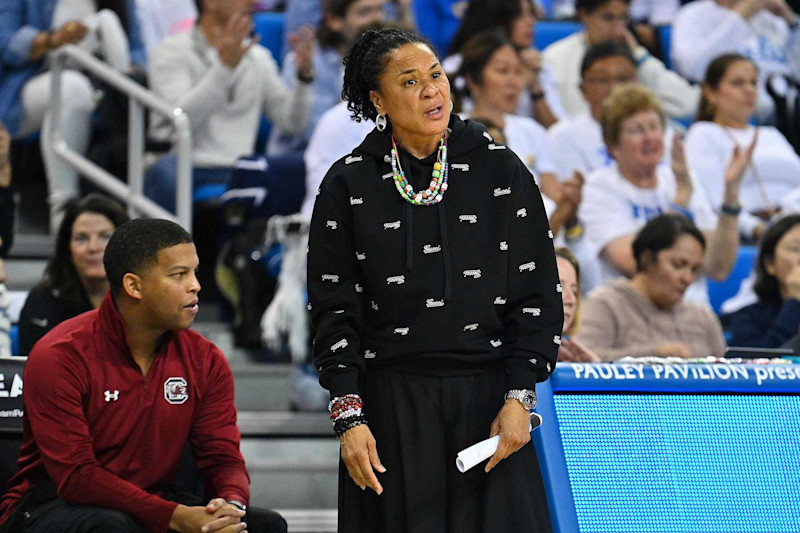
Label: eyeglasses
xmin=621 ymin=123 xmax=662 ymax=137
xmin=583 ymin=76 xmax=637 ymax=87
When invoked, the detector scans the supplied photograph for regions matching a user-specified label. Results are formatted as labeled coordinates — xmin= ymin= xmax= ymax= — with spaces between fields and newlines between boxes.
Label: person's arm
xmin=23 ymin=346 xmax=178 ymax=532
xmin=672 ymin=4 xmax=754 ymax=82
xmin=189 ymin=346 xmax=250 ymax=504
xmin=501 ymin=161 xmax=563 ymax=390
xmin=685 ymin=125 xmax=763 ymax=239
xmin=696 ymin=131 xmax=757 ymax=280
xmin=125 ymin=0 xmax=147 ymax=67
xmin=579 ymin=169 xmax=640 ymax=276
xmin=17 ymin=287 xmax=61 ymax=356
xmin=634 ymin=44 xmax=700 ymax=118
xmin=484 ymin=159 xmax=563 ymax=473
xmin=0 ymin=2 xmax=87 ymax=65
xmin=600 ymin=235 xmax=637 ymax=278
xmin=0 ymin=0 xmax=43 ymax=66
xmin=307 ymin=168 xmax=366 ymax=399
xmin=260 ymin=28 xmax=313 ymax=136
xmin=148 ymin=36 xmax=238 ymax=135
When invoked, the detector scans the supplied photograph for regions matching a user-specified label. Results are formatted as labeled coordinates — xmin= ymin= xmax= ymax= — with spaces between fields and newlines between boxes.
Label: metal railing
xmin=45 ymin=45 xmax=193 ymax=231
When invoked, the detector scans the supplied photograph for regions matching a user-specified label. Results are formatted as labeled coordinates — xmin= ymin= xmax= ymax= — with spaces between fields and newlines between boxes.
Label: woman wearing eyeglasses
xmin=578 ymin=84 xmax=747 ymax=306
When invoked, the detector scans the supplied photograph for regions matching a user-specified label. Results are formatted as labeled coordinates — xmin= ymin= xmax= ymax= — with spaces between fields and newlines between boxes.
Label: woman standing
xmin=308 ymin=28 xmax=562 ymax=533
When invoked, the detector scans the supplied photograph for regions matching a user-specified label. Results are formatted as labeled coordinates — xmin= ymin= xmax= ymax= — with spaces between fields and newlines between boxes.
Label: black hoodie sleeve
xmin=502 ymin=162 xmax=563 ymax=390
xmin=307 ymin=169 xmax=365 ymax=399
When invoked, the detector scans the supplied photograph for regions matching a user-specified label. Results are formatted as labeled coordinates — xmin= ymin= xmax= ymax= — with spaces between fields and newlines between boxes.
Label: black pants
xmin=2 ymin=492 xmax=287 ymax=533
xmin=338 ymin=366 xmax=553 ymax=533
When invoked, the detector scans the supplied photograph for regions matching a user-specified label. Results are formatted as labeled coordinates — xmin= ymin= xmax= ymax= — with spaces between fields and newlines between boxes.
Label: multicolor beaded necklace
xmin=390 ymin=134 xmax=449 ymax=206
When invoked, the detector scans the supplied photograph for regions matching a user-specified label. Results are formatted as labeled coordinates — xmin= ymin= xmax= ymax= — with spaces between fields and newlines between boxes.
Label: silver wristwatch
xmin=505 ymin=389 xmax=537 ymax=410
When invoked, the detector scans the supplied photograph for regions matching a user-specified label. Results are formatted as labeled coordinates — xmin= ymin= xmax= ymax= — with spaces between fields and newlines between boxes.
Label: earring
xmin=450 ymin=100 xmax=454 ymax=112
xmin=376 ymin=114 xmax=387 ymax=132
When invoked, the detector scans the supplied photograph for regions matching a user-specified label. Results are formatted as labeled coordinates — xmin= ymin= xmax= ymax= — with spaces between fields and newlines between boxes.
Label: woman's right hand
xmin=340 ymin=424 xmax=386 ymax=494
xmin=51 ymin=21 xmax=89 ymax=48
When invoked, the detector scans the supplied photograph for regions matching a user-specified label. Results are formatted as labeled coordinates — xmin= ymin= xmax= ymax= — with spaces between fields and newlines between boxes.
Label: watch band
xmin=505 ymin=389 xmax=537 ymax=410
xmin=227 ymin=500 xmax=247 ymax=512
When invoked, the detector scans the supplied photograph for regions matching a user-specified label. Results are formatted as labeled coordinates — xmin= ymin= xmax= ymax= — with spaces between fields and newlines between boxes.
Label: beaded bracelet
xmin=329 ymin=394 xmax=367 ymax=437
xmin=333 ymin=414 xmax=368 ymax=436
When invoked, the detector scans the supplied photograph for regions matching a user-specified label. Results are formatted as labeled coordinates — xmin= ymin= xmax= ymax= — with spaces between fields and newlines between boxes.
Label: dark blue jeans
xmin=144 ymin=153 xmax=232 ymax=212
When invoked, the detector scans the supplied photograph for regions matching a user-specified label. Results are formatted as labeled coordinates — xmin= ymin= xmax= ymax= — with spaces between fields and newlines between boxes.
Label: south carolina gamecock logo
xmin=164 ymin=377 xmax=189 ymax=405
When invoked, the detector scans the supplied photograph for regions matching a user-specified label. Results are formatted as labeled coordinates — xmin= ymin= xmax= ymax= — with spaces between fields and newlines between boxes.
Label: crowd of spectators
xmin=3 ymin=0 xmax=800 ymax=365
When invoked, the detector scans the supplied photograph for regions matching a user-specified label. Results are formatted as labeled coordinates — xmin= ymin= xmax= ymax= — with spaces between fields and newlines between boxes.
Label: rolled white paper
xmin=456 ymin=435 xmax=500 ymax=473
xmin=456 ymin=413 xmax=543 ymax=473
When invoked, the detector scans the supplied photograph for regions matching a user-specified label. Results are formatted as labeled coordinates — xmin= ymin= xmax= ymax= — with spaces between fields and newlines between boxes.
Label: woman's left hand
xmin=670 ymin=133 xmax=692 ymax=207
xmin=289 ymin=25 xmax=315 ymax=81
xmin=519 ymin=48 xmax=543 ymax=92
xmin=485 ymin=399 xmax=532 ymax=473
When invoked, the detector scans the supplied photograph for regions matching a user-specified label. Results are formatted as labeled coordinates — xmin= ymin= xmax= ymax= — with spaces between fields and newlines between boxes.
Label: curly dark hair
xmin=342 ymin=28 xmax=436 ymax=123
xmin=45 ymin=193 xmax=130 ymax=309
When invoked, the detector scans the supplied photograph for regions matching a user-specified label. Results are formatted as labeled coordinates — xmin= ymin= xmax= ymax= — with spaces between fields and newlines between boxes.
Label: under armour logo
xmin=104 ymin=390 xmax=119 ymax=402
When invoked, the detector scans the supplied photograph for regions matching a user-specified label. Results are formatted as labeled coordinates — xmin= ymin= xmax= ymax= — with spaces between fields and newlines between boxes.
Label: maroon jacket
xmin=0 ymin=294 xmax=249 ymax=532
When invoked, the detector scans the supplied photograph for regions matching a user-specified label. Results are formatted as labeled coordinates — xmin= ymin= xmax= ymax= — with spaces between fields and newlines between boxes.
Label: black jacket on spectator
xmin=18 ymin=284 xmax=92 ymax=355
xmin=307 ymin=115 xmax=563 ymax=398
xmin=725 ymin=298 xmax=800 ymax=349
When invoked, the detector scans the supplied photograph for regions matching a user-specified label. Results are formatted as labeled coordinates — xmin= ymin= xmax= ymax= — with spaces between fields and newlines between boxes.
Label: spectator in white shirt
xmin=672 ymin=0 xmax=800 ymax=122
xmin=685 ymin=53 xmax=800 ymax=241
xmin=444 ymin=0 xmax=565 ymax=127
xmin=542 ymin=0 xmax=699 ymax=118
xmin=547 ymin=41 xmax=675 ymax=182
xmin=146 ymin=0 xmax=315 ymax=211
xmin=579 ymin=85 xmax=749 ymax=303
xmin=300 ymin=101 xmax=375 ymax=216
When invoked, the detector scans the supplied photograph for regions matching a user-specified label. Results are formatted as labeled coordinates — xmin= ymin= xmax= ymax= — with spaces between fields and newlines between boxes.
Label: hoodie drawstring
xmin=439 ymin=202 xmax=452 ymax=301
xmin=405 ymin=203 xmax=414 ymax=271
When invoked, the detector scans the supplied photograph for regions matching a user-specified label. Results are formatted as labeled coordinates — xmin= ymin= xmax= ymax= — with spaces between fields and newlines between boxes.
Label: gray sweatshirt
xmin=575 ymin=278 xmax=726 ymax=361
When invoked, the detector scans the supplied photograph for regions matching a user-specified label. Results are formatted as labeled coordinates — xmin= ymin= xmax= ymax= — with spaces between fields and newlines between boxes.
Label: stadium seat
xmin=707 ymin=245 xmax=757 ymax=315
xmin=535 ymin=21 xmax=582 ymax=50
xmin=254 ymin=12 xmax=286 ymax=67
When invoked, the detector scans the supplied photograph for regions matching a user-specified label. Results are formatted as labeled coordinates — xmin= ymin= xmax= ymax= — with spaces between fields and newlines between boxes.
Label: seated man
xmin=146 ymin=0 xmax=314 ymax=211
xmin=547 ymin=41 xmax=675 ymax=181
xmin=542 ymin=0 xmax=699 ymax=118
xmin=0 ymin=219 xmax=286 ymax=533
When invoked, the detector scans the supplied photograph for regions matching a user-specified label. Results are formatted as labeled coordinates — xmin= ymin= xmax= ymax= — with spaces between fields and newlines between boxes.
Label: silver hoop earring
xmin=376 ymin=114 xmax=387 ymax=132
xmin=450 ymin=100 xmax=454 ymax=112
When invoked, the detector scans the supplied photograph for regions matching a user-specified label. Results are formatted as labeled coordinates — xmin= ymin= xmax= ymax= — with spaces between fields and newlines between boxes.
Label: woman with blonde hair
xmin=578 ymin=84 xmax=750 ymax=305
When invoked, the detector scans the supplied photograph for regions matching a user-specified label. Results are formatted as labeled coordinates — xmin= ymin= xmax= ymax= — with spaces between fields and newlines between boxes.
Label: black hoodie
xmin=307 ymin=115 xmax=563 ymax=398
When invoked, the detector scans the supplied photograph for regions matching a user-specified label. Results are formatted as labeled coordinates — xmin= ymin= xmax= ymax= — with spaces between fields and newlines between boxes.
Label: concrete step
xmin=276 ymin=510 xmax=337 ymax=533
xmin=242 ymin=438 xmax=339 ymax=510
